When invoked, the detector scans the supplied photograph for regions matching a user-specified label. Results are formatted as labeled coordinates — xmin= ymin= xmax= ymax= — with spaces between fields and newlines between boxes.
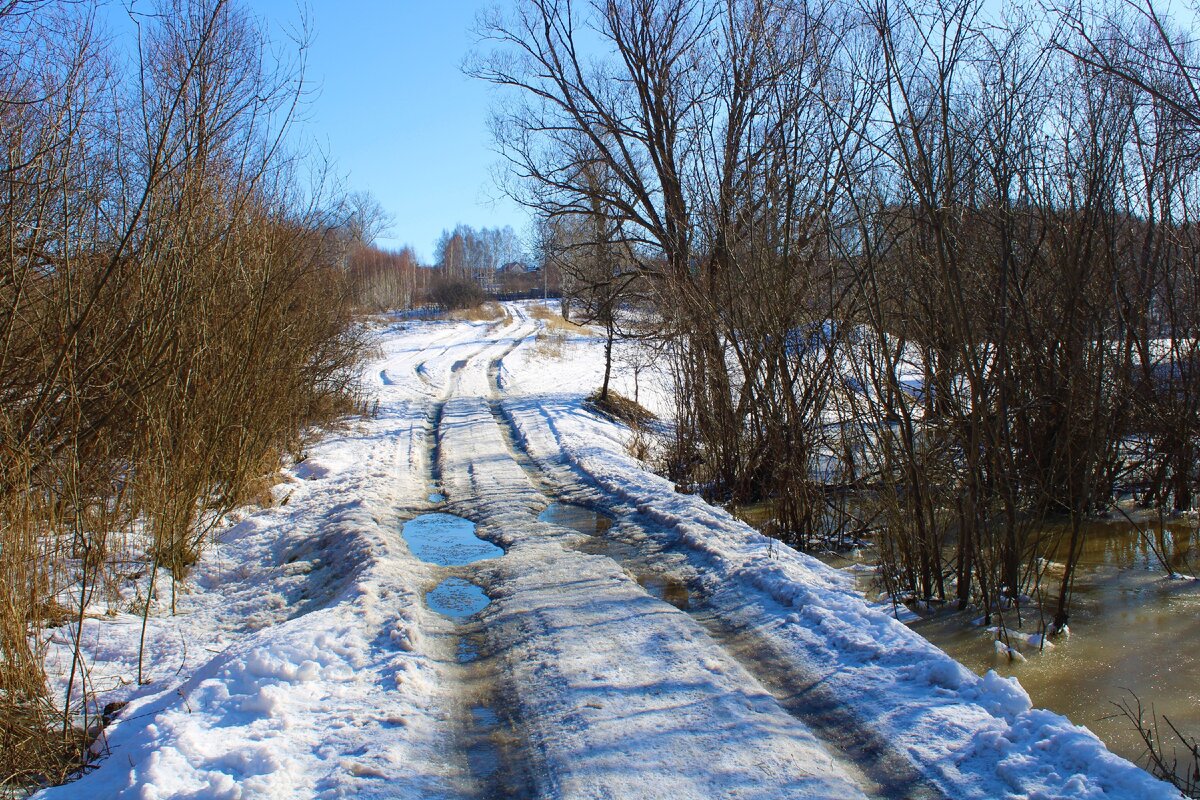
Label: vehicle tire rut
xmin=412 ymin=325 xmax=543 ymax=799
xmin=478 ymin=323 xmax=945 ymax=799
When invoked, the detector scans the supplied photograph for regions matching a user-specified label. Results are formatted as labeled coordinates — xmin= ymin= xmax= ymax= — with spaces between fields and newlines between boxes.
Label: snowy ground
xmin=35 ymin=302 xmax=1181 ymax=799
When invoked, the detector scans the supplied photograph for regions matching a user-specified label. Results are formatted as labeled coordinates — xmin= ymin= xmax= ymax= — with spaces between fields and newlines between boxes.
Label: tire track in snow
xmin=417 ymin=313 xmax=543 ymax=799
xmin=468 ymin=310 xmax=907 ymax=799
xmin=426 ymin=309 xmax=876 ymax=798
xmin=483 ymin=309 xmax=942 ymax=800
xmin=414 ymin=310 xmax=517 ymax=389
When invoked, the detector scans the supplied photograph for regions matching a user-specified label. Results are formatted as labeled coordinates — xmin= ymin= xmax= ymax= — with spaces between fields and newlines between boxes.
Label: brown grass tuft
xmin=451 ymin=301 xmax=507 ymax=322
xmin=585 ymin=390 xmax=657 ymax=426
xmin=528 ymin=302 xmax=587 ymax=333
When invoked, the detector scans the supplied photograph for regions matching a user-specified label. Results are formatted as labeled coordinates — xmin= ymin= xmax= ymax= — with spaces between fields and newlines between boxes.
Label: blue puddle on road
xmin=467 ymin=704 xmax=503 ymax=779
xmin=403 ymin=513 xmax=503 ymax=567
xmin=403 ymin=513 xmax=499 ymax=619
xmin=427 ymin=577 xmax=491 ymax=618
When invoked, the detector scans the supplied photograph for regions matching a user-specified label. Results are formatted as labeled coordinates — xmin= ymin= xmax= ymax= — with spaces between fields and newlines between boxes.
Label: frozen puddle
xmin=427 ymin=577 xmax=491 ymax=618
xmin=403 ymin=512 xmax=503 ymax=566
xmin=538 ymin=502 xmax=612 ymax=536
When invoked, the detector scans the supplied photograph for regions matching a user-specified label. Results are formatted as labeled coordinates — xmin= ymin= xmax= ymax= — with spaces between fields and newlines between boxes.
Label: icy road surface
xmin=38 ymin=304 xmax=1181 ymax=799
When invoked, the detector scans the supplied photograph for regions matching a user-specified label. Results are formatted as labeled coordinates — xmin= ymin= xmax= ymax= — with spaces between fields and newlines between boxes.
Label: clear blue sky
xmin=244 ymin=1 xmax=527 ymax=261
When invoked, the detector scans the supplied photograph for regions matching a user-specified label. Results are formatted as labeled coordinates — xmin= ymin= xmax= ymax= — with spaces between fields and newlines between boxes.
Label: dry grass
xmin=1 ymin=706 xmax=90 ymax=791
xmin=451 ymin=301 xmax=507 ymax=323
xmin=226 ymin=448 xmax=289 ymax=510
xmin=528 ymin=302 xmax=587 ymax=333
xmin=585 ymin=389 xmax=657 ymax=426
xmin=532 ymin=329 xmax=569 ymax=359
xmin=584 ymin=390 xmax=660 ymax=465
xmin=527 ymin=303 xmax=587 ymax=360
xmin=0 ymin=4 xmax=367 ymax=792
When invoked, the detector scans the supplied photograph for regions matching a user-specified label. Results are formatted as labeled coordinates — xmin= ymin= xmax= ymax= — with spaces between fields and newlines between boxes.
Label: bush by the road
xmin=429 ymin=276 xmax=487 ymax=310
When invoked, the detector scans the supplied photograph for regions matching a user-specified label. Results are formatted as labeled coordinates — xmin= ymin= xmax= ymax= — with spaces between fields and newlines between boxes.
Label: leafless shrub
xmin=0 ymin=0 xmax=364 ymax=790
xmin=428 ymin=275 xmax=486 ymax=310
xmin=479 ymin=0 xmax=1200 ymax=609
xmin=1113 ymin=691 xmax=1200 ymax=796
xmin=346 ymin=243 xmax=427 ymax=312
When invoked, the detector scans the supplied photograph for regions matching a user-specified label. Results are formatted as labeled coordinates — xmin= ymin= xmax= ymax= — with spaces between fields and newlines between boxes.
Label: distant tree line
xmin=347 ymin=222 xmax=560 ymax=311
xmin=474 ymin=0 xmax=1200 ymax=635
xmin=347 ymin=243 xmax=429 ymax=312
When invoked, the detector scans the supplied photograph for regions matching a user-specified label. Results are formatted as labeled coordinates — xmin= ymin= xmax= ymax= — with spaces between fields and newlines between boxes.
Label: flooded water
xmin=732 ymin=499 xmax=872 ymax=549
xmin=427 ymin=578 xmax=491 ymax=618
xmin=915 ymin=518 xmax=1200 ymax=770
xmin=731 ymin=499 xmax=1200 ymax=773
xmin=731 ymin=501 xmax=776 ymax=532
xmin=403 ymin=513 xmax=504 ymax=566
xmin=538 ymin=502 xmax=613 ymax=536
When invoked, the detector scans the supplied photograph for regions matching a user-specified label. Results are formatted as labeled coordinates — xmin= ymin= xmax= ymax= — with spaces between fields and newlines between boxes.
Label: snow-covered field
xmin=35 ymin=302 xmax=1181 ymax=799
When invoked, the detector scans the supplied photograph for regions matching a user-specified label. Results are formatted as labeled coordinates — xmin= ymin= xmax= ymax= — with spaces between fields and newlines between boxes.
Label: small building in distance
xmin=496 ymin=261 xmax=552 ymax=298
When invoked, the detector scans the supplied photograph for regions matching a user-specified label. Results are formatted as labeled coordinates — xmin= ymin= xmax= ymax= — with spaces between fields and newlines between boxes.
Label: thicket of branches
xmin=0 ymin=0 xmax=363 ymax=789
xmin=346 ymin=243 xmax=428 ymax=312
xmin=476 ymin=0 xmax=1200 ymax=632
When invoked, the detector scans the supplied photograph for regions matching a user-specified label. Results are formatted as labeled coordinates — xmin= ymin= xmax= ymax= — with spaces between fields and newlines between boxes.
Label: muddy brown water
xmin=538 ymin=502 xmax=612 ymax=536
xmin=442 ymin=626 xmax=533 ymax=800
xmin=918 ymin=518 xmax=1200 ymax=771
xmin=737 ymin=504 xmax=1200 ymax=774
xmin=542 ymin=502 xmax=694 ymax=612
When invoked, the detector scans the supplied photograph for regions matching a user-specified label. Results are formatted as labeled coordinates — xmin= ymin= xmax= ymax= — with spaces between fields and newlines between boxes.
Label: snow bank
xmin=498 ymin=304 xmax=1182 ymax=800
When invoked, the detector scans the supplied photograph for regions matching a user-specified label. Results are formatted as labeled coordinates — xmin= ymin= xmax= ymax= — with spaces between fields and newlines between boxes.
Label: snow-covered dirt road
xmin=39 ymin=303 xmax=1182 ymax=799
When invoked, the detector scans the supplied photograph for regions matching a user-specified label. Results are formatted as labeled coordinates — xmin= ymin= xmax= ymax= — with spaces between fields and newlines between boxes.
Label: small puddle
xmin=428 ymin=492 xmax=446 ymax=503
xmin=452 ymin=359 xmax=468 ymax=372
xmin=574 ymin=536 xmax=638 ymax=561
xmin=547 ymin=503 xmax=691 ymax=610
xmin=427 ymin=578 xmax=491 ymax=618
xmin=638 ymin=573 xmax=691 ymax=610
xmin=403 ymin=513 xmax=503 ymax=566
xmin=457 ymin=634 xmax=481 ymax=664
xmin=467 ymin=704 xmax=503 ymax=779
xmin=539 ymin=502 xmax=613 ymax=536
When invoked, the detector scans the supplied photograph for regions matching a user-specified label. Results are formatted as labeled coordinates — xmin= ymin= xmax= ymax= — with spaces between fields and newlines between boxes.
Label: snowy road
xmin=40 ymin=303 xmax=1182 ymax=799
